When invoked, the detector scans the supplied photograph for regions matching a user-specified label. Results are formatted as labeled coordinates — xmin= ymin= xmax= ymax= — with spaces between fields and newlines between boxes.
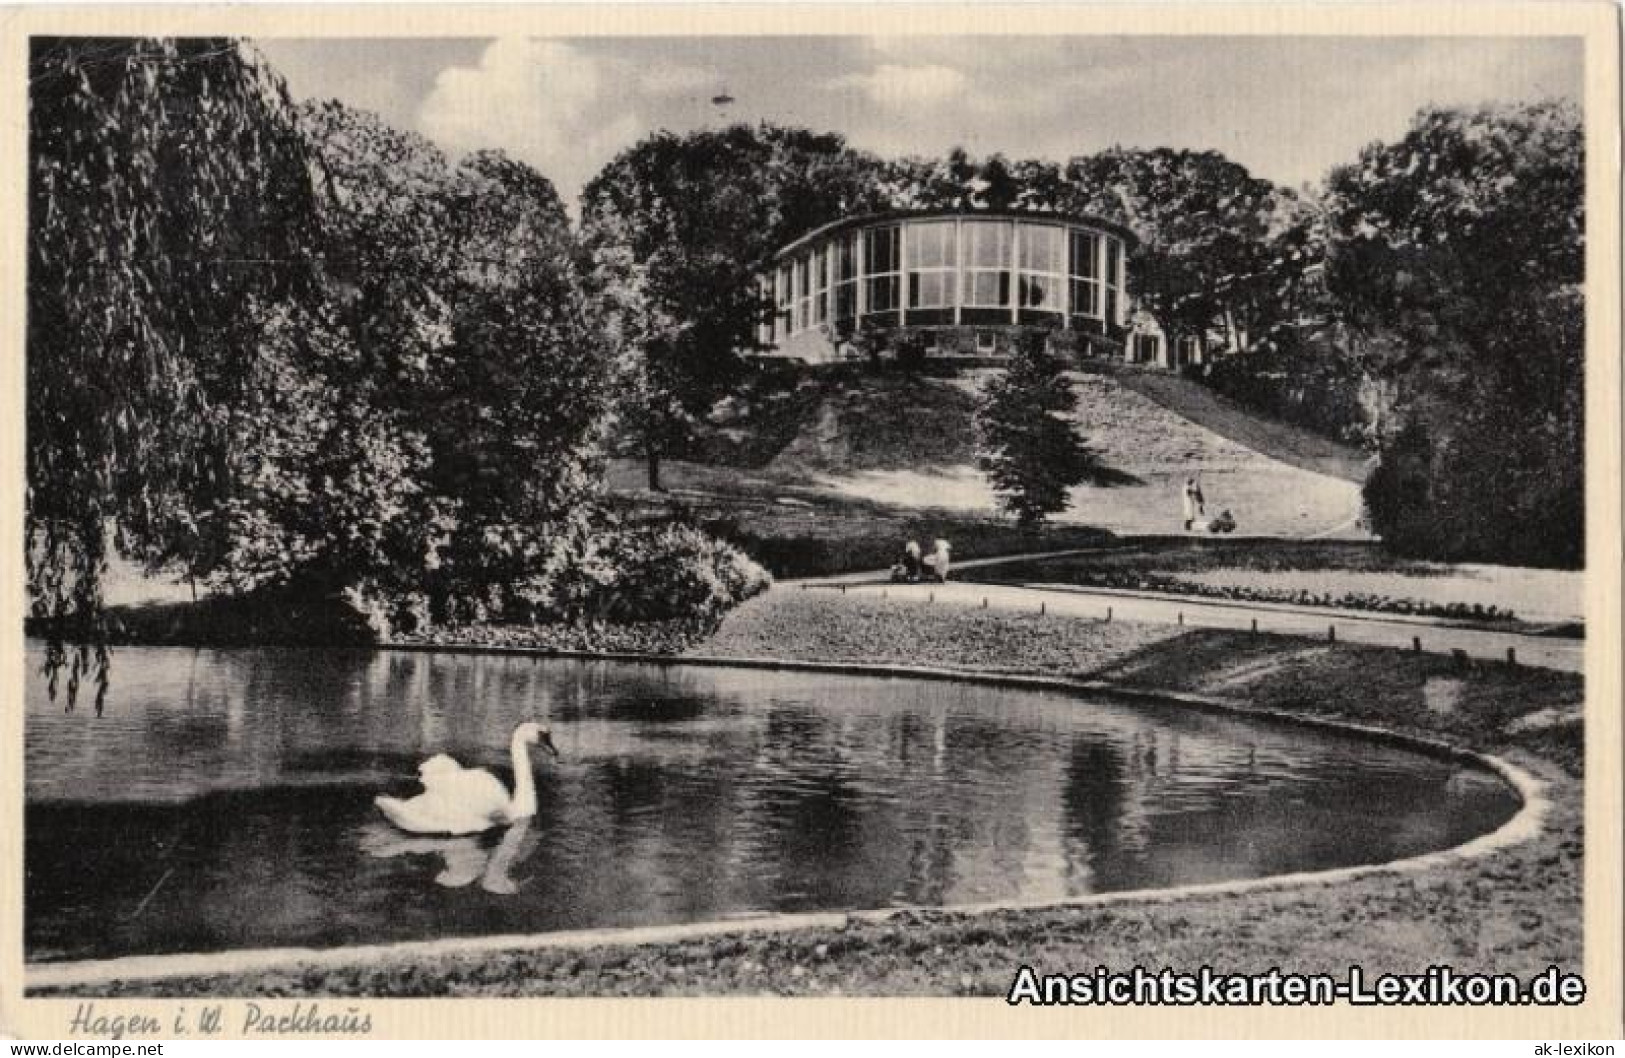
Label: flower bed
xmin=1020 ymin=568 xmax=1518 ymax=622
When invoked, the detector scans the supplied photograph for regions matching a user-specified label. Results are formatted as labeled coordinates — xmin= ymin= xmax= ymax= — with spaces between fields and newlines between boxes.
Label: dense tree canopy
xmin=249 ymin=101 xmax=613 ymax=621
xmin=580 ymin=124 xmax=889 ymax=489
xmin=1327 ymin=102 xmax=1583 ymax=565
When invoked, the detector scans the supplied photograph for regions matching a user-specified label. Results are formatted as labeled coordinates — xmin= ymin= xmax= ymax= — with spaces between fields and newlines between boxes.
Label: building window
xmin=975 ymin=331 xmax=997 ymax=354
xmin=1105 ymin=237 xmax=1123 ymax=327
xmin=909 ymin=271 xmax=954 ymax=309
xmin=794 ymin=255 xmax=813 ymax=333
xmin=1069 ymin=230 xmax=1101 ymax=319
xmin=960 ymin=220 xmax=1012 ymax=309
xmin=907 ymin=220 xmax=957 ymax=268
xmin=776 ymin=263 xmax=793 ymax=337
xmin=864 ymin=225 xmax=901 ymax=316
xmin=867 ymin=275 xmax=900 ymax=315
xmin=834 ymin=232 xmax=859 ymax=323
xmin=811 ymin=246 xmax=829 ymax=326
xmin=907 ymin=221 xmax=957 ymax=310
xmin=1017 ymin=223 xmax=1065 ymax=313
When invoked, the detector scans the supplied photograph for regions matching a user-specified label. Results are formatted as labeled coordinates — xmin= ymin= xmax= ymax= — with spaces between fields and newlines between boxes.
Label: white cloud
xmin=418 ymin=38 xmax=714 ymax=209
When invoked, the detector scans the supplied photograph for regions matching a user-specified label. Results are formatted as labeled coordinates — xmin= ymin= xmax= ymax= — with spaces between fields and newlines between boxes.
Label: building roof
xmin=770 ymin=207 xmax=1140 ymax=265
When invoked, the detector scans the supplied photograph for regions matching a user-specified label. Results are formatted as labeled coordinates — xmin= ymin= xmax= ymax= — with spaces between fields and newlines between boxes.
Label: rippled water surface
xmin=26 ymin=645 xmax=1519 ymax=962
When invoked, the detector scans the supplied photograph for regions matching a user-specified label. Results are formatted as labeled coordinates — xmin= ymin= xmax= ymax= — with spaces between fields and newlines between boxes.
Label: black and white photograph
xmin=5 ymin=3 xmax=1619 ymax=1041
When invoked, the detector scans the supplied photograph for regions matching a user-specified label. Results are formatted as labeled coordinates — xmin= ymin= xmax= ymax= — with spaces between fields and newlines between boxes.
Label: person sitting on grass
xmin=922 ymin=539 xmax=952 ymax=583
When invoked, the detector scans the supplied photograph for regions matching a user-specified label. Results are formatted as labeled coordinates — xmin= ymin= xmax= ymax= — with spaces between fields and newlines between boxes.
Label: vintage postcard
xmin=1 ymin=1 xmax=1619 ymax=1041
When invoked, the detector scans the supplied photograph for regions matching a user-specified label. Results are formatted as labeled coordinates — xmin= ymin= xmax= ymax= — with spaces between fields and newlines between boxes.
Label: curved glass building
xmin=757 ymin=209 xmax=1149 ymax=364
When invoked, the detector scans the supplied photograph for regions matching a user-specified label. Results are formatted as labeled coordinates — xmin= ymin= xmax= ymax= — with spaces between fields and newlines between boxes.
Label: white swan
xmin=375 ymin=722 xmax=559 ymax=836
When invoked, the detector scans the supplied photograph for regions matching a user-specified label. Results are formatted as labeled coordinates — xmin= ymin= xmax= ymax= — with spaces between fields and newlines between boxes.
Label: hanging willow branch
xmin=27 ymin=37 xmax=323 ymax=711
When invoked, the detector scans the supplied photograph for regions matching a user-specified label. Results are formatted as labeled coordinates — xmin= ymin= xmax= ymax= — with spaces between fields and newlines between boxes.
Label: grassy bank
xmin=46 ymin=590 xmax=1583 ymax=998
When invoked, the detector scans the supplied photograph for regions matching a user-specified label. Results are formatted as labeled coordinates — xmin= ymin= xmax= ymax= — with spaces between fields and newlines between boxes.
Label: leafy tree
xmin=1061 ymin=148 xmax=1301 ymax=355
xmin=581 ymin=124 xmax=887 ymax=490
xmin=975 ymin=333 xmax=1105 ymax=526
xmin=27 ymin=37 xmax=323 ymax=704
xmin=1328 ymin=102 xmax=1583 ymax=566
xmin=270 ymin=102 xmax=613 ymax=617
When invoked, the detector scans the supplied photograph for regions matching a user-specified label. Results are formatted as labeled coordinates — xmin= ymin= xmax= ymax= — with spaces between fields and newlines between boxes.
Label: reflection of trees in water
xmin=734 ymin=707 xmax=882 ymax=909
xmin=1061 ymin=737 xmax=1130 ymax=891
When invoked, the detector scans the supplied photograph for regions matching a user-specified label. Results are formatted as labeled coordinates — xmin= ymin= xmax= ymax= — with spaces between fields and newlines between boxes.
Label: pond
xmin=25 ymin=645 xmax=1520 ymax=963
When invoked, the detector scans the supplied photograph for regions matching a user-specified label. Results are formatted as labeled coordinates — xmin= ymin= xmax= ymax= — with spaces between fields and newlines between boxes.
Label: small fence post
xmin=1251 ymin=618 xmax=1258 ymax=635
xmin=982 ymin=596 xmax=988 ymax=610
xmin=1177 ymin=611 xmax=1183 ymax=626
xmin=1040 ymin=601 xmax=1046 ymax=616
xmin=929 ymin=592 xmax=935 ymax=604
xmin=1106 ymin=606 xmax=1113 ymax=623
xmin=1328 ymin=625 xmax=1336 ymax=643
xmin=1412 ymin=636 xmax=1422 ymax=653
xmin=840 ymin=584 xmax=847 ymax=595
xmin=1507 ymin=647 xmax=1517 ymax=667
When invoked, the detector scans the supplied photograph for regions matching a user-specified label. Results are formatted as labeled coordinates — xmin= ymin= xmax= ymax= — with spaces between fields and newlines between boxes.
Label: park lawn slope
xmin=609 ymin=365 xmax=1367 ymax=555
xmin=1107 ymin=364 xmax=1370 ymax=484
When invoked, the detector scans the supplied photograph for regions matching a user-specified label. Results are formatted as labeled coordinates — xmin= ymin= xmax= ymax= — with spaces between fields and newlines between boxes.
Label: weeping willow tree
xmin=27 ymin=38 xmax=322 ymax=708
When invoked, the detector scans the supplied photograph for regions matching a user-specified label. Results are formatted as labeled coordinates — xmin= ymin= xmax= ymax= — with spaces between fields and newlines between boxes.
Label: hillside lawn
xmin=609 ymin=363 xmax=1369 ymax=583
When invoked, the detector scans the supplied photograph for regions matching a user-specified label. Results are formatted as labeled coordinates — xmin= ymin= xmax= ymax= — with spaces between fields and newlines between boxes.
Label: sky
xmin=254 ymin=35 xmax=1583 ymax=209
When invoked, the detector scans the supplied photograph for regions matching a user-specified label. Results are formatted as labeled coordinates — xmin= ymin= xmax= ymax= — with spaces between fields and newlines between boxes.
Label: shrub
xmin=546 ymin=524 xmax=772 ymax=626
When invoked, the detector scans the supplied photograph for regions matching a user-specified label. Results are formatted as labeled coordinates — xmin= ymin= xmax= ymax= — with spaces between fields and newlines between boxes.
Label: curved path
xmin=803 ymin=578 xmax=1582 ymax=673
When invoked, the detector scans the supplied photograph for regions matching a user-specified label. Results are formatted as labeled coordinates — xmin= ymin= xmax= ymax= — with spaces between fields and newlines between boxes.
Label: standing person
xmin=930 ymin=539 xmax=952 ymax=583
xmin=903 ymin=539 xmax=922 ymax=582
xmin=1181 ymin=477 xmax=1199 ymax=530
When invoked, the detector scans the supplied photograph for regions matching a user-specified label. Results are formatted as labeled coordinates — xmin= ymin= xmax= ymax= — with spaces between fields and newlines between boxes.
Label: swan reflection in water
xmin=359 ymin=817 xmax=540 ymax=895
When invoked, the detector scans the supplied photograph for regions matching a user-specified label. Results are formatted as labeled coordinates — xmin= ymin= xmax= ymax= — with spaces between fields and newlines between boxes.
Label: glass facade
xmin=765 ymin=213 xmax=1131 ymax=344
